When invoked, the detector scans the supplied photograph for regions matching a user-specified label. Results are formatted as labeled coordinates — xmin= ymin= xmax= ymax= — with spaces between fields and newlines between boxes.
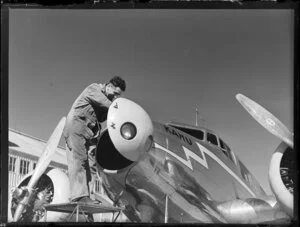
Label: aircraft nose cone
xmin=107 ymin=98 xmax=154 ymax=162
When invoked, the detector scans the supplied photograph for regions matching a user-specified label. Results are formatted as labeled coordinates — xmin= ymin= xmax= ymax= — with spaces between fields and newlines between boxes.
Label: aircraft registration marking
xmin=154 ymin=142 xmax=256 ymax=197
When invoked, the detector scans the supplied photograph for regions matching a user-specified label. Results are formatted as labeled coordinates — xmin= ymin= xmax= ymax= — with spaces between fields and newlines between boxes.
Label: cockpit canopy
xmin=167 ymin=122 xmax=235 ymax=164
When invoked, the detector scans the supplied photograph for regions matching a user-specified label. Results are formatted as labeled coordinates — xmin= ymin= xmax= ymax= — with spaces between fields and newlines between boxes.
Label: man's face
xmin=105 ymin=83 xmax=123 ymax=101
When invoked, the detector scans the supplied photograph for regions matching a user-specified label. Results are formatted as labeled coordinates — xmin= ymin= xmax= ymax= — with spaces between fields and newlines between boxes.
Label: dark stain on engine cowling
xmin=280 ymin=147 xmax=294 ymax=194
xmin=96 ymin=130 xmax=133 ymax=171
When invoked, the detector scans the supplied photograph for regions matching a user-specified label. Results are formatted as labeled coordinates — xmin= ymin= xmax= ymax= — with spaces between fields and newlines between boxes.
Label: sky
xmin=8 ymin=8 xmax=293 ymax=194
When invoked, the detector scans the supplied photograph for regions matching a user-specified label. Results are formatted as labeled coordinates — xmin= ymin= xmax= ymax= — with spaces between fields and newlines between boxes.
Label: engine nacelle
xmin=9 ymin=168 xmax=71 ymax=222
xmin=96 ymin=98 xmax=154 ymax=173
xmin=106 ymin=98 xmax=153 ymax=162
xmin=216 ymin=198 xmax=289 ymax=224
xmin=268 ymin=141 xmax=294 ymax=217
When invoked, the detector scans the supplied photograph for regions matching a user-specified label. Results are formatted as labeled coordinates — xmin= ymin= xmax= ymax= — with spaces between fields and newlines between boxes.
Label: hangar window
xmin=206 ymin=132 xmax=218 ymax=146
xmin=19 ymin=159 xmax=30 ymax=175
xmin=9 ymin=156 xmax=16 ymax=172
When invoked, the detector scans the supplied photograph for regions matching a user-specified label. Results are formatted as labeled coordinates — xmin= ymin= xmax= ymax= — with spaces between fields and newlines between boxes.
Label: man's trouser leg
xmin=65 ymin=133 xmax=91 ymax=201
xmin=87 ymin=143 xmax=97 ymax=198
xmin=86 ymin=142 xmax=98 ymax=222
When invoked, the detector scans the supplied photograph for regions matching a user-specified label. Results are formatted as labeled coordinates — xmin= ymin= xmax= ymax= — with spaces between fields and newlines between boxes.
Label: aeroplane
xmin=9 ymin=93 xmax=294 ymax=223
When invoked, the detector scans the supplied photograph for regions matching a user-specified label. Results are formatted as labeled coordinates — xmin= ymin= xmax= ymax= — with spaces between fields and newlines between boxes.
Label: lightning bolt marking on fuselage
xmin=154 ymin=142 xmax=256 ymax=197
xmin=154 ymin=142 xmax=208 ymax=170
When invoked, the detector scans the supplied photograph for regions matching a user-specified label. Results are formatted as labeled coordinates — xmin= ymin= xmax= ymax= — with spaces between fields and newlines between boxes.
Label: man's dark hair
xmin=109 ymin=76 xmax=126 ymax=91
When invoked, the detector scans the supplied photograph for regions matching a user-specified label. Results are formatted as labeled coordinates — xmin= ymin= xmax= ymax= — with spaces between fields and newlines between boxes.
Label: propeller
xmin=235 ymin=94 xmax=293 ymax=148
xmin=13 ymin=117 xmax=66 ymax=222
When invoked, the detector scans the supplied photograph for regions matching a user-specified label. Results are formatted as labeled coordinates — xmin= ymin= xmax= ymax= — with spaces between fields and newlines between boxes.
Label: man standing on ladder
xmin=63 ymin=76 xmax=126 ymax=205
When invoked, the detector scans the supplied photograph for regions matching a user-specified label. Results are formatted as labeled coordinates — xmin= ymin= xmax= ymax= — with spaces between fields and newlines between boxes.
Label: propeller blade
xmin=13 ymin=117 xmax=66 ymax=222
xmin=236 ymin=94 xmax=293 ymax=148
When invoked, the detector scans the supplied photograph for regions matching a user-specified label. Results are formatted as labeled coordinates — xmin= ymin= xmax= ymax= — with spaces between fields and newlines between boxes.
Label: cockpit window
xmin=224 ymin=142 xmax=231 ymax=152
xmin=219 ymin=139 xmax=231 ymax=151
xmin=219 ymin=138 xmax=235 ymax=163
xmin=175 ymin=127 xmax=204 ymax=141
xmin=219 ymin=139 xmax=226 ymax=150
xmin=219 ymin=139 xmax=229 ymax=156
xmin=206 ymin=132 xmax=218 ymax=146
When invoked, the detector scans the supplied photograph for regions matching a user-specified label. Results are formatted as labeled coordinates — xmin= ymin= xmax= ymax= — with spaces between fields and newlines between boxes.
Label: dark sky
xmin=9 ymin=9 xmax=293 ymax=194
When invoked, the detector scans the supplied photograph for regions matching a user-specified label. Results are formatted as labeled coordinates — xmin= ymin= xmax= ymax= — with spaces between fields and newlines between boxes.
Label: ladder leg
xmin=164 ymin=195 xmax=169 ymax=223
xmin=43 ymin=208 xmax=47 ymax=222
xmin=78 ymin=207 xmax=90 ymax=222
xmin=113 ymin=211 xmax=121 ymax=222
xmin=112 ymin=212 xmax=114 ymax=222
xmin=76 ymin=205 xmax=79 ymax=222
xmin=68 ymin=206 xmax=77 ymax=222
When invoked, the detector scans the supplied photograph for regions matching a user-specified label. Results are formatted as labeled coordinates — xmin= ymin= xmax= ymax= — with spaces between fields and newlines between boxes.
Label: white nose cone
xmin=107 ymin=98 xmax=153 ymax=162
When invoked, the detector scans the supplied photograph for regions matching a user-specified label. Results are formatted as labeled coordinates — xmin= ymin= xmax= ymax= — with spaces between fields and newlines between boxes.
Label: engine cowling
xmin=268 ymin=141 xmax=294 ymax=217
xmin=107 ymin=98 xmax=153 ymax=162
xmin=9 ymin=168 xmax=71 ymax=222
xmin=216 ymin=197 xmax=289 ymax=224
xmin=96 ymin=98 xmax=153 ymax=173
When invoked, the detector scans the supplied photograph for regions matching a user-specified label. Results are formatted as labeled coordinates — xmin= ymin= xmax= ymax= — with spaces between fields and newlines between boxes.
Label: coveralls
xmin=63 ymin=83 xmax=111 ymax=201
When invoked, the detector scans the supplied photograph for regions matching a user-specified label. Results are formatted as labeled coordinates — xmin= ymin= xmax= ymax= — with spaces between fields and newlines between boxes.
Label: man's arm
xmin=85 ymin=83 xmax=112 ymax=109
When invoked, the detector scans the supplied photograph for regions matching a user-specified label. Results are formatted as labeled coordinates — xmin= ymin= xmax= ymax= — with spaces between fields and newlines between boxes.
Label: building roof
xmin=8 ymin=128 xmax=67 ymax=166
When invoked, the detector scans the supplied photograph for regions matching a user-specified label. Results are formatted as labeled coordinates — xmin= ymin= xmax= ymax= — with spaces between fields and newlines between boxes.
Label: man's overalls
xmin=63 ymin=83 xmax=111 ymax=201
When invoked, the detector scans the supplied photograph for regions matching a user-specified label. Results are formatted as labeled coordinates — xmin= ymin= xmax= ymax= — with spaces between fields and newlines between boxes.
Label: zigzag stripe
xmin=154 ymin=142 xmax=256 ymax=197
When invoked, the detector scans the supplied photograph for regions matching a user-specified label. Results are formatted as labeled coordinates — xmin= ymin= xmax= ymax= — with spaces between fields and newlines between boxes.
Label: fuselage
xmin=97 ymin=121 xmax=266 ymax=223
xmin=8 ymin=96 xmax=292 ymax=223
